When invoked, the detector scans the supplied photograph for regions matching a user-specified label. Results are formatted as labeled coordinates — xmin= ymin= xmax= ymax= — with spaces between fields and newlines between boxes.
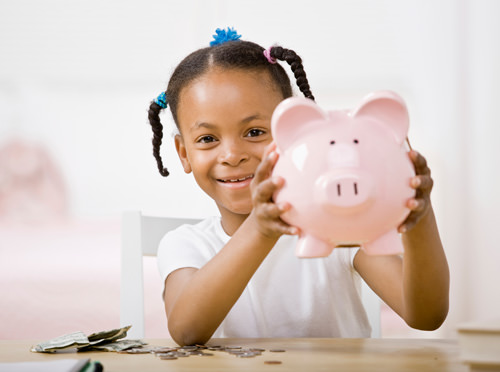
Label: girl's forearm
xmin=167 ymin=217 xmax=278 ymax=346
xmin=401 ymin=206 xmax=450 ymax=330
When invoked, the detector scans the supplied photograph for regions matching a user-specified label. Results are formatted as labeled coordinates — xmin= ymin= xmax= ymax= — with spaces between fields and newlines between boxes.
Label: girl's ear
xmin=174 ymin=134 xmax=192 ymax=174
xmin=271 ymin=97 xmax=327 ymax=151
xmin=352 ymin=91 xmax=409 ymax=145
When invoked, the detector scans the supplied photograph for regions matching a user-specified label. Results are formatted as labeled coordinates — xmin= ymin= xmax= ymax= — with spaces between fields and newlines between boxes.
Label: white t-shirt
xmin=157 ymin=216 xmax=371 ymax=338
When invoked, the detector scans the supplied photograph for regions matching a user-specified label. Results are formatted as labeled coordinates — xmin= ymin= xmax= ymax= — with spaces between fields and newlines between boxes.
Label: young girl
xmin=148 ymin=28 xmax=449 ymax=346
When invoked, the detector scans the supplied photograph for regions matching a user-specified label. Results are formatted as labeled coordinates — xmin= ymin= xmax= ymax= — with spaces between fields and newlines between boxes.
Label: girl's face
xmin=175 ymin=67 xmax=284 ymax=226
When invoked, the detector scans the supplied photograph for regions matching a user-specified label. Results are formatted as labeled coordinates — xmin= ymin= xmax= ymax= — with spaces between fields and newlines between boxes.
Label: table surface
xmin=0 ymin=338 xmax=469 ymax=372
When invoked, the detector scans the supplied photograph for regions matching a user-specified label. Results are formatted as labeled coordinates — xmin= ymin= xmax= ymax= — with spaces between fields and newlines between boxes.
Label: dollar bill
xmin=31 ymin=331 xmax=90 ymax=353
xmin=31 ymin=325 xmax=134 ymax=353
xmin=87 ymin=325 xmax=131 ymax=345
xmin=80 ymin=339 xmax=146 ymax=352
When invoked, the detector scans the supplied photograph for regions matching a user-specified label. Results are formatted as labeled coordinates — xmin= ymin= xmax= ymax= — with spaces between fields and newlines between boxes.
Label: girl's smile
xmin=216 ymin=174 xmax=254 ymax=189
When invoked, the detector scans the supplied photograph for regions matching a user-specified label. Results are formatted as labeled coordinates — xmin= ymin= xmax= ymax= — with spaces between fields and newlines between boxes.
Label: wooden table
xmin=0 ymin=338 xmax=470 ymax=371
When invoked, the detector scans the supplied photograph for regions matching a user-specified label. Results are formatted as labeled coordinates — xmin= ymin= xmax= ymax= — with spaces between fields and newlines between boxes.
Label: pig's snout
xmin=316 ymin=173 xmax=374 ymax=210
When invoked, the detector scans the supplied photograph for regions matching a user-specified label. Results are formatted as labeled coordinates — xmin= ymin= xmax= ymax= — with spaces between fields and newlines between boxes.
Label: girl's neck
xmin=219 ymin=209 xmax=249 ymax=236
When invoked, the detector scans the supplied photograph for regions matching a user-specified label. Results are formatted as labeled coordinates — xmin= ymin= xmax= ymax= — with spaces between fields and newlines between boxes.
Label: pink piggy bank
xmin=272 ymin=91 xmax=415 ymax=258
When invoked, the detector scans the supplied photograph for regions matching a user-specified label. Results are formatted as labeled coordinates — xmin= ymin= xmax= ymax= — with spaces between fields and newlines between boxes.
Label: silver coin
xmin=160 ymin=356 xmax=178 ymax=360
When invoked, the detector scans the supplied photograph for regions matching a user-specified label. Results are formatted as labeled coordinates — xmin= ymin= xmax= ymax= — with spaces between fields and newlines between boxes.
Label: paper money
xmin=87 ymin=325 xmax=131 ymax=345
xmin=81 ymin=339 xmax=146 ymax=352
xmin=30 ymin=331 xmax=90 ymax=353
xmin=31 ymin=325 xmax=134 ymax=353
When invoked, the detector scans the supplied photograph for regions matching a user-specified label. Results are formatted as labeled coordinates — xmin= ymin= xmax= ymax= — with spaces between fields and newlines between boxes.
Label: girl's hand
xmin=249 ymin=143 xmax=299 ymax=239
xmin=399 ymin=150 xmax=434 ymax=233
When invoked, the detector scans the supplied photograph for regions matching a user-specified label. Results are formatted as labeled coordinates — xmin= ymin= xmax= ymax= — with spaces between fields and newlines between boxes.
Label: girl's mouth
xmin=217 ymin=175 xmax=254 ymax=183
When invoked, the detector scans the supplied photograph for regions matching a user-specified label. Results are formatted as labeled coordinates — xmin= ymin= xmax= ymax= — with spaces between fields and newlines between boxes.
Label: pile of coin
xmin=121 ymin=344 xmax=285 ymax=362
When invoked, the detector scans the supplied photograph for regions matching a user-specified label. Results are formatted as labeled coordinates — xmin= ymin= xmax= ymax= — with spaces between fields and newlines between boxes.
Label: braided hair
xmin=148 ymin=39 xmax=314 ymax=177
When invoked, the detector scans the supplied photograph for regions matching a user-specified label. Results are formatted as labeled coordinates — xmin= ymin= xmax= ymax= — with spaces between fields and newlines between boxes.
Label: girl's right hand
xmin=249 ymin=142 xmax=299 ymax=239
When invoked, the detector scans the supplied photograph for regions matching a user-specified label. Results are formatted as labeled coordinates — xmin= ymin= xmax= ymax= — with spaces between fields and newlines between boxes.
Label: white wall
xmin=1 ymin=0 xmax=499 ymax=337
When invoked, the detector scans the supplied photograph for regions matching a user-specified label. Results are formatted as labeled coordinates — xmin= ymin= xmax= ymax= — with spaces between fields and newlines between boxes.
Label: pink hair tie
xmin=263 ymin=47 xmax=277 ymax=64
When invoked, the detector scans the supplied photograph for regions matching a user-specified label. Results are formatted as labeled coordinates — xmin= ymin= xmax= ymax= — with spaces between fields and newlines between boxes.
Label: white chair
xmin=361 ymin=281 xmax=381 ymax=338
xmin=120 ymin=211 xmax=381 ymax=339
xmin=120 ymin=211 xmax=201 ymax=339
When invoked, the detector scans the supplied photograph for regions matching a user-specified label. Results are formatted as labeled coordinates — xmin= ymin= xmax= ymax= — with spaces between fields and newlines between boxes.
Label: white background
xmin=1 ymin=0 xmax=499 ymax=338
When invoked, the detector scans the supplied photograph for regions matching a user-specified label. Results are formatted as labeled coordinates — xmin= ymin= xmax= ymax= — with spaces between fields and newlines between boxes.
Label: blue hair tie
xmin=210 ymin=27 xmax=242 ymax=47
xmin=154 ymin=92 xmax=167 ymax=109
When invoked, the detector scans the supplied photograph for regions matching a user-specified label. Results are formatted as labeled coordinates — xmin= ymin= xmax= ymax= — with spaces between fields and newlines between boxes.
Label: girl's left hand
xmin=399 ymin=150 xmax=434 ymax=233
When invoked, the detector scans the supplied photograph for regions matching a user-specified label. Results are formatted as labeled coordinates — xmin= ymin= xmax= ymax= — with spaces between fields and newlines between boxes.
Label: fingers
xmin=406 ymin=198 xmax=427 ymax=213
xmin=410 ymin=174 xmax=433 ymax=189
xmin=399 ymin=218 xmax=416 ymax=233
xmin=400 ymin=149 xmax=434 ymax=233
xmin=254 ymin=201 xmax=299 ymax=236
xmin=251 ymin=145 xmax=299 ymax=237
xmin=409 ymin=150 xmax=430 ymax=176
xmin=252 ymin=182 xmax=299 ymax=237
xmin=252 ymin=149 xmax=278 ymax=187
xmin=253 ymin=176 xmax=283 ymax=204
xmin=262 ymin=141 xmax=277 ymax=157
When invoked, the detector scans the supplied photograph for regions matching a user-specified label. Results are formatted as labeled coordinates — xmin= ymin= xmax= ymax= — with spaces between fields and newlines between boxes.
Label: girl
xmin=148 ymin=28 xmax=449 ymax=346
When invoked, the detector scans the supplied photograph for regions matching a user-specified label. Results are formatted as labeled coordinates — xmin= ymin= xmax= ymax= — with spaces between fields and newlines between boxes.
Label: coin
xmin=151 ymin=347 xmax=178 ymax=354
xmin=264 ymin=360 xmax=282 ymax=365
xmin=179 ymin=345 xmax=198 ymax=351
xmin=160 ymin=356 xmax=178 ymax=360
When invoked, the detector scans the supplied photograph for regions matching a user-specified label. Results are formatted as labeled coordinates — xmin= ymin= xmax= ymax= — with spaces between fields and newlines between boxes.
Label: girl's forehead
xmin=177 ymin=68 xmax=284 ymax=132
xmin=184 ymin=67 xmax=275 ymax=94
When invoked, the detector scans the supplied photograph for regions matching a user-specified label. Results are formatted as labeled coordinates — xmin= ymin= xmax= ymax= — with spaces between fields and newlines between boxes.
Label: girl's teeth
xmin=223 ymin=176 xmax=252 ymax=183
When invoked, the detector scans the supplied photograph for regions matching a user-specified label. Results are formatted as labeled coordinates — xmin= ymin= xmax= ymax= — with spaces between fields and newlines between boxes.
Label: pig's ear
xmin=271 ymin=97 xmax=327 ymax=151
xmin=352 ymin=91 xmax=409 ymax=144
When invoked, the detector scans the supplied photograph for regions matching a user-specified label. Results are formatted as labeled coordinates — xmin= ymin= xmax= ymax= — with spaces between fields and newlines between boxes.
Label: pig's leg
xmin=295 ymin=234 xmax=334 ymax=258
xmin=362 ymin=229 xmax=404 ymax=256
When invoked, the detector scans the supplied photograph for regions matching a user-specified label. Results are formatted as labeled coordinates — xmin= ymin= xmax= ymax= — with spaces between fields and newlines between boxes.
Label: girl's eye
xmin=197 ymin=135 xmax=217 ymax=144
xmin=246 ymin=128 xmax=266 ymax=137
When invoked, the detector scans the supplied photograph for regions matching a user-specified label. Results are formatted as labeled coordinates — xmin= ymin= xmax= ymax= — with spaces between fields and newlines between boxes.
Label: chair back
xmin=120 ymin=211 xmax=200 ymax=339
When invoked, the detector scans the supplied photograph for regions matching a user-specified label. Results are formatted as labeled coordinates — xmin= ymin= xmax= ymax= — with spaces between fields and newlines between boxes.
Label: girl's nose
xmin=218 ymin=141 xmax=249 ymax=166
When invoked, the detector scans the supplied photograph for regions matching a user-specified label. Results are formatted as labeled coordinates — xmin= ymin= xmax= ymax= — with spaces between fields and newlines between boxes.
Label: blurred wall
xmin=1 ymin=0 xmax=499 ymax=338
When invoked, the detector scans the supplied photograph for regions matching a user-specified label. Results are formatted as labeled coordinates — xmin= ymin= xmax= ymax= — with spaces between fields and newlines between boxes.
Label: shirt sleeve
xmin=156 ymin=224 xmax=215 ymax=285
xmin=350 ymin=246 xmax=361 ymax=269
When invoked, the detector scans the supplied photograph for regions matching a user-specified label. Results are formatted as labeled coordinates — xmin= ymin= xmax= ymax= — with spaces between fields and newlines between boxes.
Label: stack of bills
xmin=31 ymin=325 xmax=146 ymax=353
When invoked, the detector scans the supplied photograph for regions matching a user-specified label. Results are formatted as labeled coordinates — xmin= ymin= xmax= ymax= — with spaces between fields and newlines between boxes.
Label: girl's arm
xmin=354 ymin=150 xmax=449 ymax=330
xmin=163 ymin=148 xmax=296 ymax=346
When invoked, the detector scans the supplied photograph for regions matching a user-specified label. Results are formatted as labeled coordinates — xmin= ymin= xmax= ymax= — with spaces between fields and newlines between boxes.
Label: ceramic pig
xmin=271 ymin=91 xmax=416 ymax=258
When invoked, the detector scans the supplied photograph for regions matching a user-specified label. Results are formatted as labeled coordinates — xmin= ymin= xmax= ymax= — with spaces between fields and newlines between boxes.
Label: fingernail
xmin=273 ymin=177 xmax=283 ymax=187
xmin=268 ymin=151 xmax=277 ymax=161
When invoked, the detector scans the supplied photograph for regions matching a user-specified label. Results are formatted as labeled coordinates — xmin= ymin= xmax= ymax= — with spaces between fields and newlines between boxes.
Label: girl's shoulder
xmin=169 ymin=215 xmax=226 ymax=240
xmin=159 ymin=215 xmax=227 ymax=252
xmin=157 ymin=216 xmax=226 ymax=280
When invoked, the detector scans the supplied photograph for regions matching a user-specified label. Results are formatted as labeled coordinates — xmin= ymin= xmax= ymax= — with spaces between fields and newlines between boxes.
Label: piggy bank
xmin=272 ymin=91 xmax=415 ymax=257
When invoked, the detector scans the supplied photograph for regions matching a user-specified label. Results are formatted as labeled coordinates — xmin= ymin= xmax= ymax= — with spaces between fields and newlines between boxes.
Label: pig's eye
xmin=330 ymin=140 xmax=335 ymax=145
xmin=353 ymin=139 xmax=359 ymax=144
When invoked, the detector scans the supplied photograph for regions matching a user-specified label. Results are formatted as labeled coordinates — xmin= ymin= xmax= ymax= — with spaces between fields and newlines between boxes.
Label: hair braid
xmin=147 ymin=102 xmax=170 ymax=177
xmin=270 ymin=46 xmax=315 ymax=101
